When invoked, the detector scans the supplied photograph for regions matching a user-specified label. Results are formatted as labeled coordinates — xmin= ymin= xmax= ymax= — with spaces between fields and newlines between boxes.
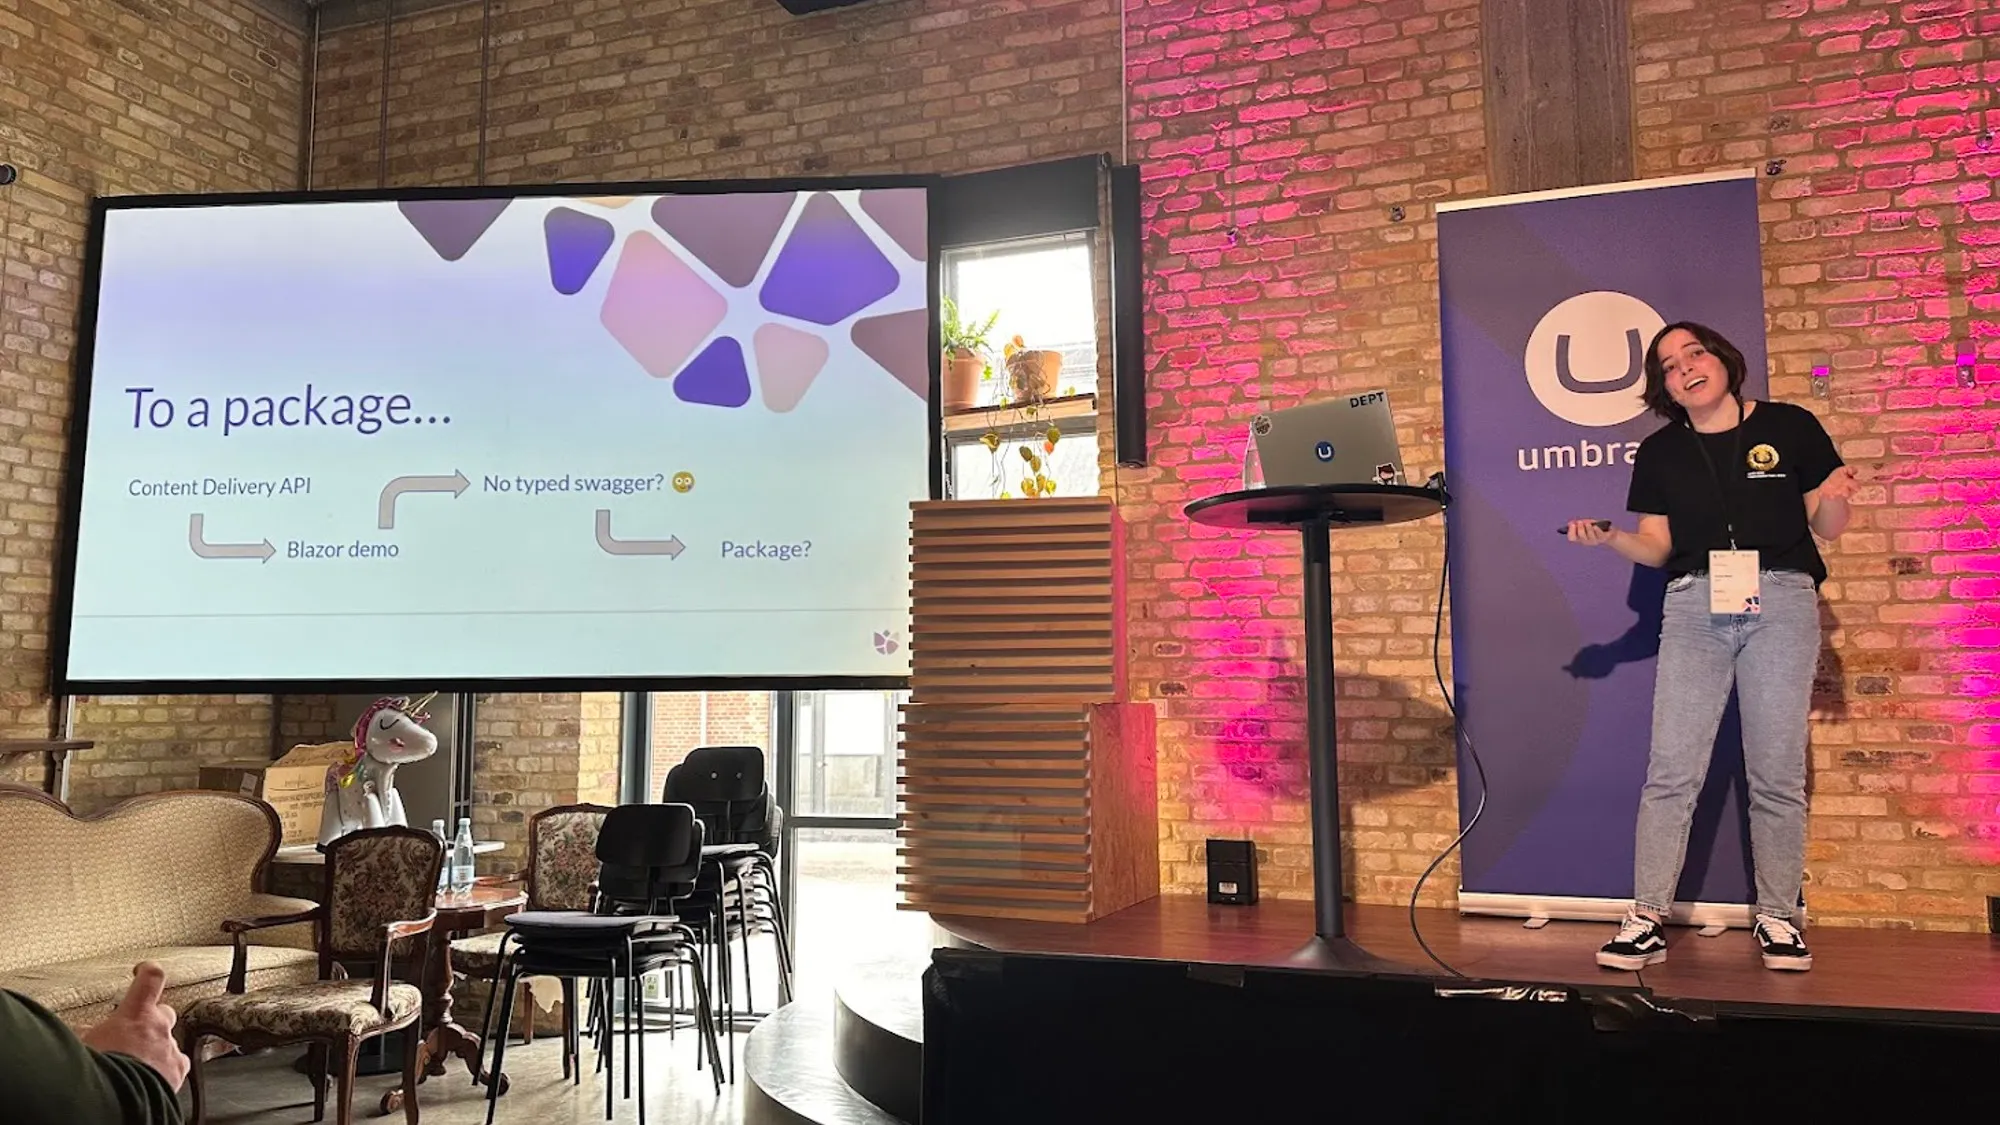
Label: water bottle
xmin=450 ymin=818 xmax=476 ymax=897
xmin=1241 ymin=418 xmax=1267 ymax=489
xmin=430 ymin=819 xmax=449 ymax=896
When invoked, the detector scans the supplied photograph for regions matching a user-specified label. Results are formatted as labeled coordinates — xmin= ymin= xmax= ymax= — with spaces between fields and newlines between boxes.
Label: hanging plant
xmin=982 ymin=335 xmax=1061 ymax=500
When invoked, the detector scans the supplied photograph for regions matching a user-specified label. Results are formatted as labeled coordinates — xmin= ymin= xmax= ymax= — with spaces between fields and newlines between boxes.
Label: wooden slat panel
xmin=903 ymin=814 xmax=1087 ymax=832
xmin=896 ymin=900 xmax=1082 ymax=923
xmin=900 ymin=772 xmax=1087 ymax=788
xmin=900 ymin=717 xmax=1088 ymax=733
xmin=898 ymin=867 xmax=1091 ymax=888
xmin=899 ymin=499 xmax=1136 ymax=924
xmin=897 ymin=846 xmax=1084 ymax=865
xmin=901 ymin=794 xmax=1089 ymax=807
xmin=900 ymin=824 xmax=1088 ymax=840
xmin=908 ymin=619 xmax=1111 ymax=636
xmin=903 ymin=763 xmax=1087 ymax=778
xmin=902 ymin=883 xmax=1089 ymax=905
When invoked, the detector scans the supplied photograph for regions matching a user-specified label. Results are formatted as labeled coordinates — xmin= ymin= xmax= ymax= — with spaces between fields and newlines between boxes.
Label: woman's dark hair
xmin=1642 ymin=321 xmax=1747 ymax=420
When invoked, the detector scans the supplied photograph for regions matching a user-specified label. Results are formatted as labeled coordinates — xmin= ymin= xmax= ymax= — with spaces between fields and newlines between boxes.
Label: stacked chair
xmin=480 ymin=803 xmax=725 ymax=1123
xmin=476 ymin=743 xmax=793 ymax=1114
xmin=660 ymin=744 xmax=795 ymax=1075
xmin=455 ymin=803 xmax=613 ymax=1078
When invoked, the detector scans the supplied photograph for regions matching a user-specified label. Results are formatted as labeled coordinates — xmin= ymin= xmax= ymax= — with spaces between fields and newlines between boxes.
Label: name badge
xmin=1710 ymin=550 xmax=1762 ymax=615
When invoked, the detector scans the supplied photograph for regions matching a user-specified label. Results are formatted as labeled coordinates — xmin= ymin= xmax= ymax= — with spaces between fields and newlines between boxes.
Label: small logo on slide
xmin=1523 ymin=291 xmax=1664 ymax=428
xmin=873 ymin=630 xmax=900 ymax=655
xmin=1314 ymin=441 xmax=1335 ymax=462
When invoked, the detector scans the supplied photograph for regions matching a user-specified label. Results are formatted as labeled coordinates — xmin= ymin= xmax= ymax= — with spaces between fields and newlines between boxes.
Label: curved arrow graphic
xmin=188 ymin=514 xmax=274 ymax=562
xmin=378 ymin=471 xmax=470 ymax=529
xmin=595 ymin=510 xmax=685 ymax=557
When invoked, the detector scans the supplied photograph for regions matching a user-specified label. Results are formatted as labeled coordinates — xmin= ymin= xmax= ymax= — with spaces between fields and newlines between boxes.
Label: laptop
xmin=1250 ymin=391 xmax=1406 ymax=488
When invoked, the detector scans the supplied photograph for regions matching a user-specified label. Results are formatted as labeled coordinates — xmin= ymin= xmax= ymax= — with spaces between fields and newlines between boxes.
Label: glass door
xmin=774 ymin=690 xmax=936 ymax=1001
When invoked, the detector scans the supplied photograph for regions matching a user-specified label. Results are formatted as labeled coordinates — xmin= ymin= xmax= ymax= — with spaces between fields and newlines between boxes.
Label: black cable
xmin=1408 ymin=507 xmax=1488 ymax=979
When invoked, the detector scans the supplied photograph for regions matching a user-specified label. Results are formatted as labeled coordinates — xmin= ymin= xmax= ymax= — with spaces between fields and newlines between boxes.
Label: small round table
xmin=379 ymin=883 xmax=527 ymax=1116
xmin=1184 ymin=483 xmax=1447 ymax=971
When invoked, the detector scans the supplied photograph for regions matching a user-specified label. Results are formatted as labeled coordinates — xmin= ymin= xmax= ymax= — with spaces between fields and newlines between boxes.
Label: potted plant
xmin=980 ymin=336 xmax=1064 ymax=499
xmin=1004 ymin=340 xmax=1063 ymax=403
xmin=940 ymin=297 xmax=999 ymax=413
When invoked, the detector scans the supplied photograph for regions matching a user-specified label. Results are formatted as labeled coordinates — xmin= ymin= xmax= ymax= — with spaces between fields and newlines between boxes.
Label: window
xmin=792 ymin=689 xmax=903 ymax=818
xmin=943 ymin=234 xmax=1098 ymax=407
xmin=644 ymin=691 xmax=774 ymax=800
xmin=941 ymin=233 xmax=1101 ymax=500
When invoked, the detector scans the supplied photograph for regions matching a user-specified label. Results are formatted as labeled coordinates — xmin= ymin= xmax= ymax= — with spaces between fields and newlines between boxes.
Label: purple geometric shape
xmin=860 ymin=189 xmax=928 ymax=261
xmin=651 ymin=193 xmax=797 ymax=289
xmin=850 ymin=308 xmax=930 ymax=401
xmin=398 ymin=198 xmax=511 ymax=261
xmin=759 ymin=193 xmax=901 ymax=326
xmin=544 ymin=207 xmax=616 ymax=295
xmin=599 ymin=231 xmax=728 ymax=381
xmin=674 ymin=336 xmax=753 ymax=408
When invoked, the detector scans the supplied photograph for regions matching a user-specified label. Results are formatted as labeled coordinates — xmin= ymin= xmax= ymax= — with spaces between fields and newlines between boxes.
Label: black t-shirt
xmin=1626 ymin=399 xmax=1844 ymax=584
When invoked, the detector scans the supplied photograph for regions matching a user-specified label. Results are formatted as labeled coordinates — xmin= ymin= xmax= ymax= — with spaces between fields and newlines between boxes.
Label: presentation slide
xmin=60 ymin=184 xmax=934 ymax=686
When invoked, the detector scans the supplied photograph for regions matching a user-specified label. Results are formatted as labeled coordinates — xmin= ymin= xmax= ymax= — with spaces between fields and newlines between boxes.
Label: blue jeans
xmin=1632 ymin=570 xmax=1821 ymax=922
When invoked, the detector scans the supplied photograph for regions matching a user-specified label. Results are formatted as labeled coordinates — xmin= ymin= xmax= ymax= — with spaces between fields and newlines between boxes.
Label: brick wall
xmin=471 ymin=692 xmax=626 ymax=864
xmin=1629 ymin=0 xmax=2000 ymax=930
xmin=0 ymin=0 xmax=303 ymax=801
xmin=649 ymin=691 xmax=772 ymax=799
xmin=307 ymin=0 xmax=1126 ymax=188
xmin=1121 ymin=0 xmax=1486 ymax=906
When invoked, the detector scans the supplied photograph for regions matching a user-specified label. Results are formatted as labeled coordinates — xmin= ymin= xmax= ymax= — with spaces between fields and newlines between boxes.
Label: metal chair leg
xmin=484 ymin=964 xmax=522 ymax=1125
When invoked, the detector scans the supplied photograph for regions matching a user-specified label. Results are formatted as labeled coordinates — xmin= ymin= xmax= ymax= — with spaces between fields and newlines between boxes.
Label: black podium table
xmin=1184 ymin=483 xmax=1446 ymax=972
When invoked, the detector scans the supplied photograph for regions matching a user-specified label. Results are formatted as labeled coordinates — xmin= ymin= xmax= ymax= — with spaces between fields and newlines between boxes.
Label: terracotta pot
xmin=943 ymin=350 xmax=985 ymax=412
xmin=1007 ymin=349 xmax=1062 ymax=401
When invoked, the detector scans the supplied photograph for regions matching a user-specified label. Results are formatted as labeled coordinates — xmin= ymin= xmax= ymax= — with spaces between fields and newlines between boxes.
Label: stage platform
xmin=935 ymin=894 xmax=2000 ymax=1029
xmin=916 ymin=895 xmax=2000 ymax=1122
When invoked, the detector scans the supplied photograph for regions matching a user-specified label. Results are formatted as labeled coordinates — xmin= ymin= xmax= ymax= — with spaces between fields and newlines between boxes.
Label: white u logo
xmin=1523 ymin=291 xmax=1663 ymax=427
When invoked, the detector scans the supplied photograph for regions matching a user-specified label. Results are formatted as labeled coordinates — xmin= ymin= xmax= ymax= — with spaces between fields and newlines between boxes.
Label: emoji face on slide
xmin=672 ymin=472 xmax=695 ymax=494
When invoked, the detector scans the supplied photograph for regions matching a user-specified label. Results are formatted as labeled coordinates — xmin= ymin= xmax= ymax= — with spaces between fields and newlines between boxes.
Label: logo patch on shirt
xmin=1746 ymin=443 xmax=1780 ymax=472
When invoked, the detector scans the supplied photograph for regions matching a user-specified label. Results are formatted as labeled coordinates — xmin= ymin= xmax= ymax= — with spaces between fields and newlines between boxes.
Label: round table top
xmin=434 ymin=883 xmax=527 ymax=924
xmin=1184 ymin=483 xmax=1446 ymax=531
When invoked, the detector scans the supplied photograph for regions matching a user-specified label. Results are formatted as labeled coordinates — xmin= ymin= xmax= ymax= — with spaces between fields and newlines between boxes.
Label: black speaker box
xmin=1108 ymin=163 xmax=1147 ymax=466
xmin=1205 ymin=838 xmax=1257 ymax=905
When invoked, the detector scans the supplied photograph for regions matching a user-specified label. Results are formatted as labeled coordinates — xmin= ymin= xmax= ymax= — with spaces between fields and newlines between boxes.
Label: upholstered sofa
xmin=0 ymin=785 xmax=322 ymax=1031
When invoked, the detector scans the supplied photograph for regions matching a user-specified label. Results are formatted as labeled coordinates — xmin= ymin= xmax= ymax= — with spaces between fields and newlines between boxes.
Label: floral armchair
xmin=450 ymin=804 xmax=609 ymax=1065
xmin=179 ymin=826 xmax=444 ymax=1125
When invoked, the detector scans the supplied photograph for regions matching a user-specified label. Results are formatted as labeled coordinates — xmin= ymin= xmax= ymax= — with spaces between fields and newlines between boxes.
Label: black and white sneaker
xmin=1596 ymin=910 xmax=1668 ymax=971
xmin=1754 ymin=914 xmax=1812 ymax=971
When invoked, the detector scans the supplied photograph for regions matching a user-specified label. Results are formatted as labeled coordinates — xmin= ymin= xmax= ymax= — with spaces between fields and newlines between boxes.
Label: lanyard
xmin=1687 ymin=398 xmax=1746 ymax=550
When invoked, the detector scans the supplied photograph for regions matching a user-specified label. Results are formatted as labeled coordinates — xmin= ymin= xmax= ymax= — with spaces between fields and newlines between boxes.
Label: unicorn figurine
xmin=317 ymin=692 xmax=440 ymax=846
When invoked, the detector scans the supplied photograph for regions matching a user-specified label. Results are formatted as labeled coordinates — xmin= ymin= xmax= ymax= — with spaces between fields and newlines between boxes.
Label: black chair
xmin=481 ymin=803 xmax=723 ymax=1124
xmin=661 ymin=745 xmax=795 ymax=1079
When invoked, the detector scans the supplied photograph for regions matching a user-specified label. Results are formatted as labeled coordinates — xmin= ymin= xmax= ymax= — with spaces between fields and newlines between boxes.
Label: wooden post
xmin=1483 ymin=0 xmax=1634 ymax=194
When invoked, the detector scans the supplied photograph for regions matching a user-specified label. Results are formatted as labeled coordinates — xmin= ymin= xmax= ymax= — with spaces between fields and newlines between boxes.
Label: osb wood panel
xmin=1087 ymin=702 xmax=1160 ymax=920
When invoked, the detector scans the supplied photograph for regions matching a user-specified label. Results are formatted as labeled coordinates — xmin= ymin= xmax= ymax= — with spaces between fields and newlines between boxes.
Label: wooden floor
xmin=935 ymin=895 xmax=2000 ymax=1027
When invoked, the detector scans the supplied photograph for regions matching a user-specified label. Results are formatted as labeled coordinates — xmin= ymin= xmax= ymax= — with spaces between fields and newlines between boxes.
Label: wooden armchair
xmin=180 ymin=826 xmax=445 ymax=1125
